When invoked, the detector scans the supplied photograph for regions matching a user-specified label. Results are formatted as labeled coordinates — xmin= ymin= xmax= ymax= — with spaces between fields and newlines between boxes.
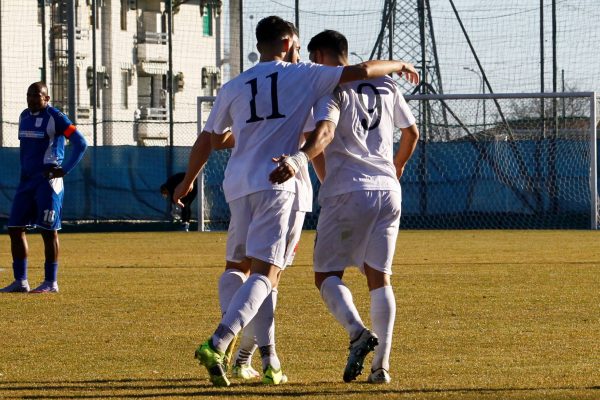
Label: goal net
xmin=197 ymin=92 xmax=598 ymax=230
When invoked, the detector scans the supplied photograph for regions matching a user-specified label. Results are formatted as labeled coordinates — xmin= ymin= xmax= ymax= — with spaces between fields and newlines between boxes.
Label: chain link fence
xmin=1 ymin=1 xmax=598 ymax=229
xmin=198 ymin=93 xmax=598 ymax=230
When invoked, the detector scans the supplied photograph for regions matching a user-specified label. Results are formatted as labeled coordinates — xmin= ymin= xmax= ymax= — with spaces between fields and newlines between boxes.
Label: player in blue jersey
xmin=0 ymin=82 xmax=88 ymax=294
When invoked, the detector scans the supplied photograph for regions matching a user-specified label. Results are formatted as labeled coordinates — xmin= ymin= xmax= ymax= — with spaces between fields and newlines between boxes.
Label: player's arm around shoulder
xmin=339 ymin=60 xmax=419 ymax=85
xmin=269 ymin=89 xmax=339 ymax=184
xmin=269 ymin=120 xmax=336 ymax=185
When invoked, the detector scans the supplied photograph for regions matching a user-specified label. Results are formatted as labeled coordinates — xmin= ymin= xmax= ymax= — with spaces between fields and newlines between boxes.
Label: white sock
xmin=218 ymin=269 xmax=247 ymax=315
xmin=370 ymin=285 xmax=396 ymax=371
xmin=319 ymin=276 xmax=365 ymax=340
xmin=233 ymin=326 xmax=257 ymax=366
xmin=213 ymin=274 xmax=272 ymax=353
xmin=255 ymin=288 xmax=279 ymax=371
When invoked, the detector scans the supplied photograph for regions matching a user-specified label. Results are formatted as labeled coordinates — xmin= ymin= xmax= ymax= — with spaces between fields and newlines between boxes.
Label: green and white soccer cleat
xmin=262 ymin=365 xmax=288 ymax=385
xmin=232 ymin=363 xmax=261 ymax=380
xmin=194 ymin=339 xmax=230 ymax=387
xmin=343 ymin=329 xmax=379 ymax=383
xmin=367 ymin=368 xmax=391 ymax=384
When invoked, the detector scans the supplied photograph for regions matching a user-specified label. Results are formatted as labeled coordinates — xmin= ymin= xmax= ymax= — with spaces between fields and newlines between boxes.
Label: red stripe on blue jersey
xmin=64 ymin=124 xmax=77 ymax=138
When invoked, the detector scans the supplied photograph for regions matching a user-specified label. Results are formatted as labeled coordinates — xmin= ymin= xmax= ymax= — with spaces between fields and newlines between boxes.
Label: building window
xmin=163 ymin=9 xmax=175 ymax=34
xmin=74 ymin=0 xmax=79 ymax=27
xmin=120 ymin=0 xmax=128 ymax=31
xmin=37 ymin=0 xmax=44 ymax=25
xmin=90 ymin=87 xmax=99 ymax=109
xmin=121 ymin=70 xmax=129 ymax=109
xmin=203 ymin=6 xmax=212 ymax=36
xmin=138 ymin=75 xmax=166 ymax=109
xmin=76 ymin=66 xmax=81 ymax=100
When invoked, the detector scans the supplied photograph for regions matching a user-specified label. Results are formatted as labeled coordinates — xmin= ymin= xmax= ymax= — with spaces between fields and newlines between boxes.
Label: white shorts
xmin=226 ymin=190 xmax=294 ymax=268
xmin=284 ymin=211 xmax=306 ymax=266
xmin=314 ymin=190 xmax=401 ymax=275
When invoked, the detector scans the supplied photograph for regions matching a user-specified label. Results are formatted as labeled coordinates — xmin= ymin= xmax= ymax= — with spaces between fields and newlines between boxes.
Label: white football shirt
xmin=202 ymin=106 xmax=313 ymax=212
xmin=314 ymin=75 xmax=416 ymax=200
xmin=206 ymin=60 xmax=343 ymax=203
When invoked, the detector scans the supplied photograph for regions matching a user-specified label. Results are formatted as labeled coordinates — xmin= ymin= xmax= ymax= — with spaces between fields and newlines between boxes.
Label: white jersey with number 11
xmin=206 ymin=60 xmax=343 ymax=203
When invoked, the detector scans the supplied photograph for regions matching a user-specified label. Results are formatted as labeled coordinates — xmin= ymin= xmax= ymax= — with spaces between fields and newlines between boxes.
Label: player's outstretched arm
xmin=269 ymin=120 xmax=336 ymax=184
xmin=394 ymin=124 xmax=420 ymax=179
xmin=339 ymin=61 xmax=419 ymax=85
xmin=173 ymin=131 xmax=212 ymax=206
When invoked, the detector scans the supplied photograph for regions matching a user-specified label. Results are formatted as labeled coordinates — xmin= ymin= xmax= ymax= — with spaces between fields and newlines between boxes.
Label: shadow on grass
xmin=0 ymin=378 xmax=598 ymax=399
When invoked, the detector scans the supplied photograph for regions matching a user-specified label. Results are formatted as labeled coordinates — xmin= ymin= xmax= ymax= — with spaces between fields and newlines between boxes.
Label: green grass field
xmin=0 ymin=230 xmax=599 ymax=399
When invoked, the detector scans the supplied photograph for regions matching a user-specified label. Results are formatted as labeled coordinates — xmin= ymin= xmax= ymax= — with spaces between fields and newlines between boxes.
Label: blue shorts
xmin=8 ymin=176 xmax=64 ymax=230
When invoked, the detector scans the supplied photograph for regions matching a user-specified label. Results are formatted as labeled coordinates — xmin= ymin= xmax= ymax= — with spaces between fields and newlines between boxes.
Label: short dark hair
xmin=307 ymin=30 xmax=348 ymax=58
xmin=28 ymin=81 xmax=48 ymax=95
xmin=255 ymin=16 xmax=298 ymax=45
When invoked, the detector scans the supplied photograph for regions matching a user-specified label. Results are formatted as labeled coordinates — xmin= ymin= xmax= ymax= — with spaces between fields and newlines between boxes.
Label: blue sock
xmin=44 ymin=261 xmax=58 ymax=283
xmin=13 ymin=259 xmax=27 ymax=281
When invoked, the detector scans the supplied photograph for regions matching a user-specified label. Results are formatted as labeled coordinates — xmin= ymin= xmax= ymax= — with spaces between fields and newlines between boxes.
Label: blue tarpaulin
xmin=0 ymin=140 xmax=598 ymax=229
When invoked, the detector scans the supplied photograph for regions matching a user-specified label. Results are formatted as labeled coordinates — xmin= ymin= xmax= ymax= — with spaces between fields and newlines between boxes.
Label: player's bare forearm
xmin=184 ymin=132 xmax=212 ymax=183
xmin=173 ymin=132 xmax=211 ymax=205
xmin=212 ymin=130 xmax=235 ymax=150
xmin=394 ymin=124 xmax=420 ymax=179
xmin=210 ymin=129 xmax=234 ymax=150
xmin=300 ymin=120 xmax=336 ymax=160
xmin=173 ymin=181 xmax=193 ymax=207
xmin=340 ymin=61 xmax=419 ymax=85
xmin=311 ymin=152 xmax=327 ymax=183
xmin=269 ymin=121 xmax=335 ymax=184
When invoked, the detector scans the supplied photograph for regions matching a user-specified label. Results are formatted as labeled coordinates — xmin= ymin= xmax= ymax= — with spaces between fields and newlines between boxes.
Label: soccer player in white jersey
xmin=302 ymin=30 xmax=419 ymax=384
xmin=173 ymin=126 xmax=311 ymax=382
xmin=194 ymin=15 xmax=419 ymax=387
xmin=227 ymin=127 xmax=313 ymax=381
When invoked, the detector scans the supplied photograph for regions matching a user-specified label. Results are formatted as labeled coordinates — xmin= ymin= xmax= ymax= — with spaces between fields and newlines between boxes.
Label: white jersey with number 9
xmin=313 ymin=75 xmax=416 ymax=201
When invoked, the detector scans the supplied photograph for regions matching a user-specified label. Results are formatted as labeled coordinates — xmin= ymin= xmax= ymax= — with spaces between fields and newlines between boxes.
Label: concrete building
xmin=0 ymin=0 xmax=222 ymax=147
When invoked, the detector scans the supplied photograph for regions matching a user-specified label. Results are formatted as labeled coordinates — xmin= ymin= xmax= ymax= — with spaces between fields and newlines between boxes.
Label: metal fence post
xmin=67 ymin=0 xmax=77 ymax=123
xmin=590 ymin=92 xmax=598 ymax=229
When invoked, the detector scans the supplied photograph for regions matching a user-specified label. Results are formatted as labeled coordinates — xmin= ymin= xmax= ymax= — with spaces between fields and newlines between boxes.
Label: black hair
xmin=28 ymin=81 xmax=48 ymax=95
xmin=255 ymin=16 xmax=298 ymax=45
xmin=307 ymin=30 xmax=348 ymax=58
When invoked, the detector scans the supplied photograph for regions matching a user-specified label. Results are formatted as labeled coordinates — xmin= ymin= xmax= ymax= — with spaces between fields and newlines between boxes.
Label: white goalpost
xmin=590 ymin=92 xmax=598 ymax=229
xmin=196 ymin=96 xmax=213 ymax=232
